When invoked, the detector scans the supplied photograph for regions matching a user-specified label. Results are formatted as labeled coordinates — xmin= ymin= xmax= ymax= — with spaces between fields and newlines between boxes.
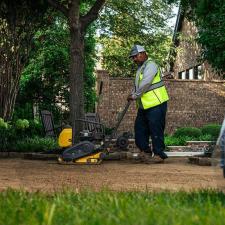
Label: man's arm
xmin=132 ymin=61 xmax=158 ymax=99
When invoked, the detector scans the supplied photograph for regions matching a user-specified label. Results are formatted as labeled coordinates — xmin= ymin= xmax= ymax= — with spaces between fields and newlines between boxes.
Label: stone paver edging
xmin=0 ymin=151 xmax=204 ymax=160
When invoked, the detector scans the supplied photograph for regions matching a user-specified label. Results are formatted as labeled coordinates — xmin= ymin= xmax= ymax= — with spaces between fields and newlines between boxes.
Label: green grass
xmin=0 ymin=190 xmax=225 ymax=225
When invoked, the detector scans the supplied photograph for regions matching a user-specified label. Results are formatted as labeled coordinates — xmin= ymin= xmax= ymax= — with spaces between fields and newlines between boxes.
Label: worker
xmin=127 ymin=44 xmax=169 ymax=162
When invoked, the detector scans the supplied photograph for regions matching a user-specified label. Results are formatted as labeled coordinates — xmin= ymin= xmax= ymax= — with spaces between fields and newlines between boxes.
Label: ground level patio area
xmin=0 ymin=158 xmax=224 ymax=192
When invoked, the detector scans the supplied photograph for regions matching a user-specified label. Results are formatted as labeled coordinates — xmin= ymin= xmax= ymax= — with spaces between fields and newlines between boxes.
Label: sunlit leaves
xmin=98 ymin=0 xmax=175 ymax=77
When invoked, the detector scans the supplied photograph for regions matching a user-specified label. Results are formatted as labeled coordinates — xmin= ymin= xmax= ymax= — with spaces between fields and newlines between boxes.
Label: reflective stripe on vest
xmin=137 ymin=67 xmax=169 ymax=109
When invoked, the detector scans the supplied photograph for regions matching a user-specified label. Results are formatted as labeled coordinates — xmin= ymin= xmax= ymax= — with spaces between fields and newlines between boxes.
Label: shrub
xmin=165 ymin=136 xmax=193 ymax=146
xmin=0 ymin=118 xmax=45 ymax=151
xmin=197 ymin=134 xmax=214 ymax=141
xmin=27 ymin=119 xmax=43 ymax=137
xmin=11 ymin=137 xmax=59 ymax=152
xmin=165 ymin=136 xmax=180 ymax=146
xmin=0 ymin=118 xmax=11 ymax=150
xmin=174 ymin=127 xmax=202 ymax=138
xmin=105 ymin=127 xmax=114 ymax=135
xmin=201 ymin=124 xmax=222 ymax=138
xmin=0 ymin=118 xmax=8 ymax=129
xmin=15 ymin=119 xmax=29 ymax=130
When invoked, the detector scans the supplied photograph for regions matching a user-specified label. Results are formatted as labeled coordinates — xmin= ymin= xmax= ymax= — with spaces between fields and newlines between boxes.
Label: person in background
xmin=127 ymin=44 xmax=169 ymax=162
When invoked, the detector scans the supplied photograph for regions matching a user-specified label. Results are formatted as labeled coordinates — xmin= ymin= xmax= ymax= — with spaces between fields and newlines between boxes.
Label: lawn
xmin=0 ymin=189 xmax=225 ymax=225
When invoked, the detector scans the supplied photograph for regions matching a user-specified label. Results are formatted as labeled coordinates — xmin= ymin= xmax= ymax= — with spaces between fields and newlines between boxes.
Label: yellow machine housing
xmin=58 ymin=128 xmax=103 ymax=165
xmin=58 ymin=128 xmax=72 ymax=148
xmin=58 ymin=152 xmax=102 ymax=165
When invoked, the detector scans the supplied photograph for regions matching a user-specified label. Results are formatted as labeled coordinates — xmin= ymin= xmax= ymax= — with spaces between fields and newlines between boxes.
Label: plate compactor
xmin=58 ymin=101 xmax=131 ymax=164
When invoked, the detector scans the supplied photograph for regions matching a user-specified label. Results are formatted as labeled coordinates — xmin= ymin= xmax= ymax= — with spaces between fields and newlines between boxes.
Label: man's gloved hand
xmin=127 ymin=94 xmax=135 ymax=101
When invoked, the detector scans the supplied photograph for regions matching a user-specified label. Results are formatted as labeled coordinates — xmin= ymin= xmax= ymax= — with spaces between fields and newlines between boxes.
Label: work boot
xmin=144 ymin=147 xmax=154 ymax=158
xmin=139 ymin=151 xmax=154 ymax=163
xmin=141 ymin=152 xmax=167 ymax=164
xmin=144 ymin=150 xmax=154 ymax=158
xmin=158 ymin=151 xmax=168 ymax=160
xmin=152 ymin=155 xmax=165 ymax=163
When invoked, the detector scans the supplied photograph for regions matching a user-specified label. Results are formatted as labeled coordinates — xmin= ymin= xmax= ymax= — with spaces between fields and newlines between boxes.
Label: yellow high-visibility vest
xmin=137 ymin=66 xmax=169 ymax=109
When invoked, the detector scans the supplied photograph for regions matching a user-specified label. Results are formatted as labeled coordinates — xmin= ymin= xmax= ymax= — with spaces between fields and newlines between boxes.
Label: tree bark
xmin=69 ymin=25 xmax=85 ymax=143
xmin=0 ymin=56 xmax=23 ymax=120
xmin=0 ymin=1 xmax=47 ymax=121
xmin=47 ymin=0 xmax=106 ymax=144
xmin=0 ymin=27 xmax=23 ymax=120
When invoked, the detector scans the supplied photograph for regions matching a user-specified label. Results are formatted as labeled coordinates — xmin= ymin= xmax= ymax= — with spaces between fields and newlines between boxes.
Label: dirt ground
xmin=0 ymin=158 xmax=224 ymax=192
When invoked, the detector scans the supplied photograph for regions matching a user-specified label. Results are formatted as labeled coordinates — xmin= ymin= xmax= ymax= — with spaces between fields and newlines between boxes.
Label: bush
xmin=15 ymin=119 xmax=29 ymax=130
xmin=197 ymin=134 xmax=214 ymax=141
xmin=11 ymin=137 xmax=59 ymax=152
xmin=0 ymin=118 xmax=12 ymax=151
xmin=165 ymin=136 xmax=180 ymax=146
xmin=165 ymin=136 xmax=193 ymax=146
xmin=0 ymin=118 xmax=8 ymax=129
xmin=105 ymin=127 xmax=114 ymax=135
xmin=174 ymin=127 xmax=202 ymax=138
xmin=27 ymin=119 xmax=43 ymax=137
xmin=0 ymin=118 xmax=46 ymax=151
xmin=201 ymin=124 xmax=222 ymax=138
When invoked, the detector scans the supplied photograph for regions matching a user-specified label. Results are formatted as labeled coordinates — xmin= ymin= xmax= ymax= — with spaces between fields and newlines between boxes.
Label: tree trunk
xmin=69 ymin=26 xmax=85 ymax=143
xmin=46 ymin=0 xmax=106 ymax=144
xmin=0 ymin=46 xmax=22 ymax=121
xmin=0 ymin=0 xmax=45 ymax=121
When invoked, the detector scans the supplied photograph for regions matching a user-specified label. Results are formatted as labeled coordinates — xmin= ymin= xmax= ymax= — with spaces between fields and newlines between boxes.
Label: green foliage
xmin=174 ymin=127 xmax=202 ymax=138
xmin=165 ymin=134 xmax=215 ymax=146
xmin=13 ymin=103 xmax=34 ymax=121
xmin=0 ymin=0 xmax=48 ymax=120
xmin=201 ymin=124 xmax=222 ymax=138
xmin=193 ymin=0 xmax=225 ymax=74
xmin=16 ymin=10 xmax=97 ymax=122
xmin=105 ymin=127 xmax=114 ymax=135
xmin=169 ymin=0 xmax=225 ymax=74
xmin=15 ymin=119 xmax=29 ymax=130
xmin=0 ymin=117 xmax=8 ymax=129
xmin=99 ymin=0 xmax=176 ymax=77
xmin=198 ymin=134 xmax=214 ymax=141
xmin=0 ymin=190 xmax=225 ymax=225
xmin=11 ymin=137 xmax=59 ymax=152
xmin=17 ymin=12 xmax=70 ymax=122
xmin=28 ymin=119 xmax=43 ymax=137
xmin=165 ymin=124 xmax=220 ymax=146
xmin=0 ymin=119 xmax=43 ymax=151
xmin=165 ymin=135 xmax=193 ymax=146
xmin=0 ymin=118 xmax=11 ymax=150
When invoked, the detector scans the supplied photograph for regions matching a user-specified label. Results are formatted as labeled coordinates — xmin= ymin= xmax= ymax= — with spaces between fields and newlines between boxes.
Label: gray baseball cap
xmin=129 ymin=45 xmax=146 ymax=58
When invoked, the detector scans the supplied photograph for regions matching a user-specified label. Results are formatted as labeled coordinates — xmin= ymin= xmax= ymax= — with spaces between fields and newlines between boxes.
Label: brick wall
xmin=96 ymin=70 xmax=225 ymax=135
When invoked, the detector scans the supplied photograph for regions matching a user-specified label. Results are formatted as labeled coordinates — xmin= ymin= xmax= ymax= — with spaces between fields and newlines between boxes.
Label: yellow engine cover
xmin=58 ymin=152 xmax=103 ymax=165
xmin=75 ymin=152 xmax=102 ymax=164
xmin=58 ymin=128 xmax=72 ymax=148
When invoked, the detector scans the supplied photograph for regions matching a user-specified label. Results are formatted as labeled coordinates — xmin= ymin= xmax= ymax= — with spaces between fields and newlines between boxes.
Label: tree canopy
xmin=98 ymin=0 xmax=176 ymax=77
xmin=46 ymin=0 xmax=106 ymax=143
xmin=16 ymin=11 xmax=97 ymax=121
xmin=0 ymin=0 xmax=47 ymax=120
xmin=1 ymin=0 xmax=178 ymax=143
xmin=168 ymin=0 xmax=225 ymax=75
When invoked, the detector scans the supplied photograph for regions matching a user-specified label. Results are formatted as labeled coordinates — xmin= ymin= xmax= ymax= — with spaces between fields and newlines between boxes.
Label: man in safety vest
xmin=127 ymin=45 xmax=169 ymax=162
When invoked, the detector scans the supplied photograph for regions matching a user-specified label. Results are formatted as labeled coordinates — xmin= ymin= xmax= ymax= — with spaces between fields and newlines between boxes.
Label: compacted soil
xmin=0 ymin=158 xmax=224 ymax=192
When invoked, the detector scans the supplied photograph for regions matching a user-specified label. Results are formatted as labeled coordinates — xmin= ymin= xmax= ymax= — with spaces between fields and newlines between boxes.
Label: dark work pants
xmin=134 ymin=102 xmax=168 ymax=158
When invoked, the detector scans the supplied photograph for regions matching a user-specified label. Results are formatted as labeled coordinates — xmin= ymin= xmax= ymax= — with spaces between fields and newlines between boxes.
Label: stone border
xmin=0 ymin=152 xmax=25 ymax=158
xmin=188 ymin=156 xmax=212 ymax=166
xmin=0 ymin=140 xmax=213 ymax=161
xmin=0 ymin=151 xmax=205 ymax=160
